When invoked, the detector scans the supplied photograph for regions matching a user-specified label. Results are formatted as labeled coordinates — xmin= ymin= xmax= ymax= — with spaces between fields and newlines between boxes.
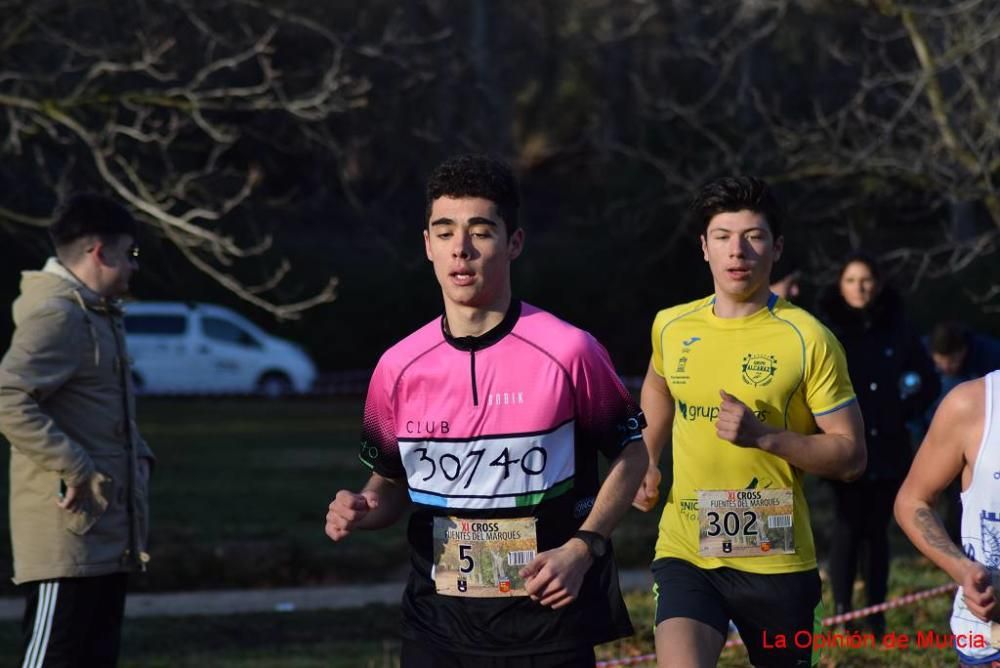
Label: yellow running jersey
xmin=651 ymin=293 xmax=856 ymax=574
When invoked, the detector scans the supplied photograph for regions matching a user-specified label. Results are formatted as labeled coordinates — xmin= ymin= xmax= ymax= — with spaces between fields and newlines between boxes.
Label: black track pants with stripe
xmin=20 ymin=574 xmax=128 ymax=668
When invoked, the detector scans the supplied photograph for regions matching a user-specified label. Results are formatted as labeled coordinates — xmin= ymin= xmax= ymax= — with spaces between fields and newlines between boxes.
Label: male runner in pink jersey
xmin=325 ymin=154 xmax=648 ymax=667
xmin=896 ymin=372 xmax=1000 ymax=667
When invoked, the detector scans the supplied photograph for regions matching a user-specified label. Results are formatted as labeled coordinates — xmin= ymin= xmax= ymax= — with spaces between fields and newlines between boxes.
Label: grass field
xmin=0 ymin=559 xmax=958 ymax=666
xmin=0 ymin=396 xmax=659 ymax=593
xmin=0 ymin=397 xmax=414 ymax=594
xmin=0 ymin=398 xmax=965 ymax=665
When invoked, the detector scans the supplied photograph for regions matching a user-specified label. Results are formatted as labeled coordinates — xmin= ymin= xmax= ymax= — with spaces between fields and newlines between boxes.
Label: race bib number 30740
xmin=399 ymin=422 xmax=576 ymax=510
xmin=433 ymin=517 xmax=538 ymax=598
xmin=697 ymin=489 xmax=794 ymax=557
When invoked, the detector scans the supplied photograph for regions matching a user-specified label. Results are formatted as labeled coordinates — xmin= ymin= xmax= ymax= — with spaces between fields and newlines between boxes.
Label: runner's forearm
xmin=641 ymin=396 xmax=673 ymax=468
xmin=579 ymin=440 xmax=648 ymax=538
xmin=354 ymin=473 xmax=411 ymax=530
xmin=640 ymin=364 xmax=674 ymax=468
xmin=896 ymin=495 xmax=971 ymax=584
xmin=755 ymin=429 xmax=865 ymax=481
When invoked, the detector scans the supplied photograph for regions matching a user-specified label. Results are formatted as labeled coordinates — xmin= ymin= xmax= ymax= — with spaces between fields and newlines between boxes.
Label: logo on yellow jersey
xmin=741 ymin=353 xmax=778 ymax=387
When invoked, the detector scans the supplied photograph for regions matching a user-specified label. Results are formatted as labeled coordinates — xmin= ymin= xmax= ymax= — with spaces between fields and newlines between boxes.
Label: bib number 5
xmin=459 ymin=544 xmax=474 ymax=574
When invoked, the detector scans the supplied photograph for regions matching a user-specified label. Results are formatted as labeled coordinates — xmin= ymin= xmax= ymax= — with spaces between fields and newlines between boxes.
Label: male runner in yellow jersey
xmin=633 ymin=176 xmax=867 ymax=668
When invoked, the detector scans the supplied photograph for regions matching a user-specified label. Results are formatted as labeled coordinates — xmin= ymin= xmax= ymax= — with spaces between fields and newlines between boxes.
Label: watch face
xmin=578 ymin=531 xmax=607 ymax=558
xmin=592 ymin=537 xmax=607 ymax=558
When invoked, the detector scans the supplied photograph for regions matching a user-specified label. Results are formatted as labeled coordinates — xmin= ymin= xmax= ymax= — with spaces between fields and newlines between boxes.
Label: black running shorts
xmin=653 ymin=557 xmax=822 ymax=668
xmin=401 ymin=637 xmax=596 ymax=667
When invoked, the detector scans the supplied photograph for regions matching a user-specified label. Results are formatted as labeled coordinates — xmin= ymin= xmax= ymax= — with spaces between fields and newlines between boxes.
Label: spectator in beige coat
xmin=0 ymin=194 xmax=154 ymax=668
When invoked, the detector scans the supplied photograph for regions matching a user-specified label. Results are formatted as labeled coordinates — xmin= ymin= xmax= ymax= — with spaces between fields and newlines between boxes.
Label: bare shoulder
xmin=930 ymin=377 xmax=986 ymax=461
xmin=935 ymin=377 xmax=985 ymax=425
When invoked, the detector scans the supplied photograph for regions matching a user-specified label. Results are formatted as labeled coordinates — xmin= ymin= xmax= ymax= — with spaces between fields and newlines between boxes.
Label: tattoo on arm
xmin=915 ymin=507 xmax=966 ymax=560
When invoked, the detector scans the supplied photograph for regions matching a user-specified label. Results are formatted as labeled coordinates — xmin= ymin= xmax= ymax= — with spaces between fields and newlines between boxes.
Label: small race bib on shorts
xmin=432 ymin=516 xmax=538 ymax=597
xmin=697 ymin=489 xmax=794 ymax=557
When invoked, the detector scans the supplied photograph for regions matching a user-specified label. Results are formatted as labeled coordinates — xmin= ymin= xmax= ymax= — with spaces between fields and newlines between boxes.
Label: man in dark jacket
xmin=928 ymin=321 xmax=1000 ymax=396
xmin=0 ymin=194 xmax=154 ymax=668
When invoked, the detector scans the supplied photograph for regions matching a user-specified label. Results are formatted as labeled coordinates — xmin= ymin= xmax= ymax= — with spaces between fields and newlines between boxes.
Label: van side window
xmin=203 ymin=317 xmax=261 ymax=348
xmin=125 ymin=315 xmax=187 ymax=336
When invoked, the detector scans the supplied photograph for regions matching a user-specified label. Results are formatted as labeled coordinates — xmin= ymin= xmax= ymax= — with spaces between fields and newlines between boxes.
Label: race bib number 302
xmin=433 ymin=516 xmax=538 ymax=598
xmin=697 ymin=489 xmax=794 ymax=557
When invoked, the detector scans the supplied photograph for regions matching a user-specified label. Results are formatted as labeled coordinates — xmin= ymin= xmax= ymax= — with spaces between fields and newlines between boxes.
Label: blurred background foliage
xmin=1 ymin=0 xmax=997 ymax=372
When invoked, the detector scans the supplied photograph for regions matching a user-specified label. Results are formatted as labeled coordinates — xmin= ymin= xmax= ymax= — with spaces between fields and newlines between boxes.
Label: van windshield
xmin=125 ymin=315 xmax=187 ymax=336
xmin=202 ymin=316 xmax=261 ymax=348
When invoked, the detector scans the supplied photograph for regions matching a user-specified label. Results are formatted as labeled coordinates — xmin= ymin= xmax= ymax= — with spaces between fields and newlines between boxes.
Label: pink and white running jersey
xmin=357 ymin=301 xmax=643 ymax=655
xmin=360 ymin=301 xmax=643 ymax=511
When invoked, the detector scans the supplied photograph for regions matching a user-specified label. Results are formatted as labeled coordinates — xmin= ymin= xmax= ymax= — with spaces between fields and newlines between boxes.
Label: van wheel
xmin=256 ymin=372 xmax=293 ymax=398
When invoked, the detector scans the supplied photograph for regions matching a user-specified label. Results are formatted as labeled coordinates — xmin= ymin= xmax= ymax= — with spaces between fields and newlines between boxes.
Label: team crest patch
xmin=741 ymin=353 xmax=777 ymax=387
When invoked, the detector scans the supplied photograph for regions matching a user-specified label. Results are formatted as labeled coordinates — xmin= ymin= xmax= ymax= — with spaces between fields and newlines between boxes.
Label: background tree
xmin=1 ymin=0 xmax=996 ymax=372
xmin=0 ymin=0 xmax=367 ymax=318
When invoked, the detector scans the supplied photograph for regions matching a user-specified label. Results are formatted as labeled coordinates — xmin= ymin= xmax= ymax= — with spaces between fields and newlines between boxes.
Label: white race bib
xmin=697 ymin=488 xmax=794 ymax=557
xmin=400 ymin=421 xmax=575 ymax=510
xmin=432 ymin=516 xmax=538 ymax=597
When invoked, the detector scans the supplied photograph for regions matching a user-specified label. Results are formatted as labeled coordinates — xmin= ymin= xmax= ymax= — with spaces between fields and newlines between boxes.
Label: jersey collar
xmin=442 ymin=299 xmax=522 ymax=352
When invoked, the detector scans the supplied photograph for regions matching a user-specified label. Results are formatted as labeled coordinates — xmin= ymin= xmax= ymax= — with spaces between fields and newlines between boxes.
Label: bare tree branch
xmin=0 ymin=0 xmax=379 ymax=317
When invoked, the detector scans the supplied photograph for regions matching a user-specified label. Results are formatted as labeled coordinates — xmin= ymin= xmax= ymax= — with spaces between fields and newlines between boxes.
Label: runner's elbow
xmin=892 ymin=492 xmax=911 ymax=528
xmin=838 ymin=446 xmax=867 ymax=482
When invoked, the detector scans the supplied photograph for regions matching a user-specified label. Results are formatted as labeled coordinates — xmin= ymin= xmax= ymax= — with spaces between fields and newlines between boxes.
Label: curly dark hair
xmin=425 ymin=154 xmax=520 ymax=234
xmin=690 ymin=176 xmax=785 ymax=239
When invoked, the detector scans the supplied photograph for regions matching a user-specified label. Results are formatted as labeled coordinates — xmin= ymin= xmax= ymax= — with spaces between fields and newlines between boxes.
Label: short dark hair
xmin=425 ymin=154 xmax=520 ymax=234
xmin=929 ymin=321 xmax=969 ymax=355
xmin=690 ymin=176 xmax=785 ymax=239
xmin=48 ymin=193 xmax=138 ymax=250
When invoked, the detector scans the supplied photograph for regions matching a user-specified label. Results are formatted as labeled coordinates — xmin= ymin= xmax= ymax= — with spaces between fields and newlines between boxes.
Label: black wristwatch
xmin=573 ymin=530 xmax=609 ymax=559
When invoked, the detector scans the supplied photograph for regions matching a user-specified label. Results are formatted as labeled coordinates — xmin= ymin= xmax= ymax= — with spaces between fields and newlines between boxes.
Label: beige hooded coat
xmin=0 ymin=259 xmax=153 ymax=584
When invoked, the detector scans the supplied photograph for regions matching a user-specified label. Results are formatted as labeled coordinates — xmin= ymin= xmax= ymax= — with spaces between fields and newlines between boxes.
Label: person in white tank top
xmin=896 ymin=370 xmax=1000 ymax=666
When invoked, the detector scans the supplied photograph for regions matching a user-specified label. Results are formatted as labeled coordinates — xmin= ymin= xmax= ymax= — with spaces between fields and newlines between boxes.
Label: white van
xmin=124 ymin=302 xmax=317 ymax=396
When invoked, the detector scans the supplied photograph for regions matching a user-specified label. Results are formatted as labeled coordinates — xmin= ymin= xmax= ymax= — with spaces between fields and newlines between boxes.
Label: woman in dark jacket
xmin=816 ymin=252 xmax=939 ymax=635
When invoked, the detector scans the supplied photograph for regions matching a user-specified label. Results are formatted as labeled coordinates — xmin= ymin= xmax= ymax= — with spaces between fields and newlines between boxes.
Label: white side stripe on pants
xmin=23 ymin=581 xmax=59 ymax=668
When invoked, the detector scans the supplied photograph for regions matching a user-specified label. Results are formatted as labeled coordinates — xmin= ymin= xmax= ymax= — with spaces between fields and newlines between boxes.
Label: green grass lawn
xmin=0 ymin=396 xmax=663 ymax=594
xmin=129 ymin=397 xmax=413 ymax=592
xmin=0 ymin=397 xmax=414 ymax=594
xmin=0 ymin=559 xmax=959 ymax=666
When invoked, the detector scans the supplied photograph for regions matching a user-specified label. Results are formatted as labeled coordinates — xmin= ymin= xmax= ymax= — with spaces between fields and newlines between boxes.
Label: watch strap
xmin=573 ymin=530 xmax=608 ymax=558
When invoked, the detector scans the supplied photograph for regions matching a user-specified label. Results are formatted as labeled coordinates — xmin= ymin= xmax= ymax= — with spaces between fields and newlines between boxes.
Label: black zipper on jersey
xmin=441 ymin=301 xmax=521 ymax=407
xmin=470 ymin=350 xmax=479 ymax=406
